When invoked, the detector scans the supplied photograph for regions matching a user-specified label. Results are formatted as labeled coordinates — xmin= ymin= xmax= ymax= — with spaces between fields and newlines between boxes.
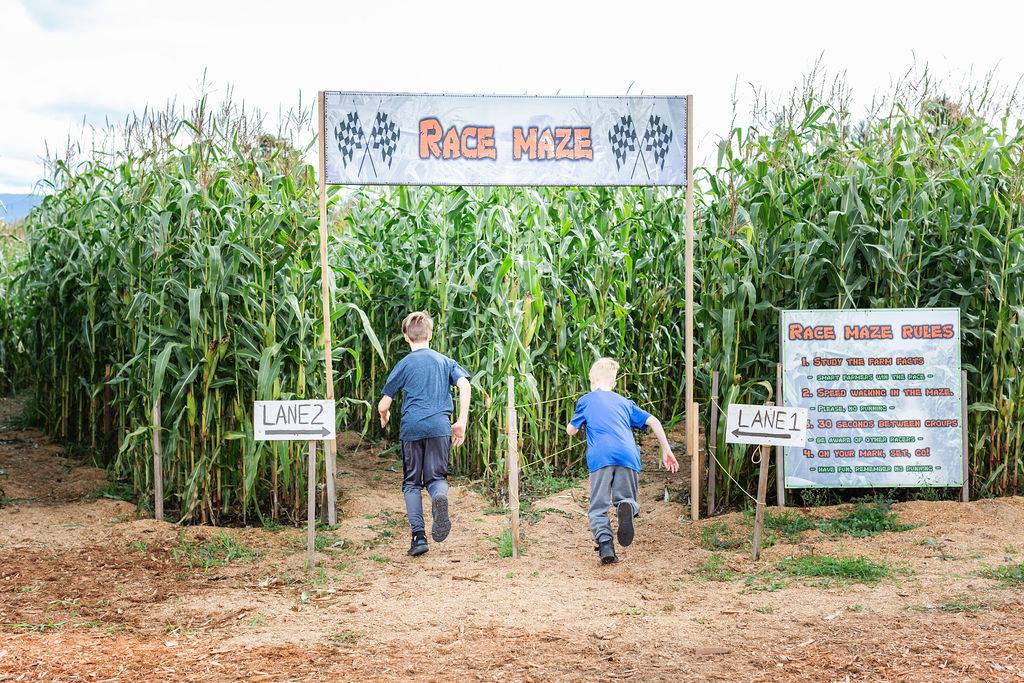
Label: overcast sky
xmin=1 ymin=0 xmax=1023 ymax=194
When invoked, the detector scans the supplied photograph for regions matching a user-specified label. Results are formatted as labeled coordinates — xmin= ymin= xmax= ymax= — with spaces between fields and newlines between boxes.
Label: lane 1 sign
xmin=254 ymin=400 xmax=336 ymax=441
xmin=726 ymin=404 xmax=808 ymax=448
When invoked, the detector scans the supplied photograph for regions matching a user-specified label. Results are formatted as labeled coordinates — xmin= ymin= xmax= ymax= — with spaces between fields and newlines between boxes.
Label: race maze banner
xmin=781 ymin=309 xmax=963 ymax=489
xmin=323 ymin=92 xmax=688 ymax=186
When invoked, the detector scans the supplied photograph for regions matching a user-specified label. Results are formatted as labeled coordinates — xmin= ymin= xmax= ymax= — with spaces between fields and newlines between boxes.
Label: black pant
xmin=401 ymin=436 xmax=451 ymax=492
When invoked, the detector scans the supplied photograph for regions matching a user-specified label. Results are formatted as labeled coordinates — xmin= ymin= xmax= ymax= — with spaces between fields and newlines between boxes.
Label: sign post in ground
xmin=726 ymin=403 xmax=808 ymax=561
xmin=254 ymin=399 xmax=337 ymax=573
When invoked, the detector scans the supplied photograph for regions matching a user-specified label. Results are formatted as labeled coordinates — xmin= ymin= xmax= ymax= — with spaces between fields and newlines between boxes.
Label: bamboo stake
xmin=307 ymin=440 xmax=317 ymax=574
xmin=507 ymin=377 xmax=521 ymax=558
xmin=775 ymin=362 xmax=786 ymax=507
xmin=152 ymin=395 xmax=163 ymax=522
xmin=707 ymin=371 xmax=719 ymax=516
xmin=961 ymin=369 xmax=969 ymax=503
xmin=685 ymin=95 xmax=698 ymax=521
xmin=751 ymin=444 xmax=770 ymax=561
xmin=317 ymin=91 xmax=338 ymax=526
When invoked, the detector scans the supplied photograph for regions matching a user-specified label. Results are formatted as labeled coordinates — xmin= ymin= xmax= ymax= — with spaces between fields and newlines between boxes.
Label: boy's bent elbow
xmin=566 ymin=424 xmax=578 ymax=436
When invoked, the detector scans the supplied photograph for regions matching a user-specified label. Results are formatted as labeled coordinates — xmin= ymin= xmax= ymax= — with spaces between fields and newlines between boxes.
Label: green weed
xmin=776 ymin=555 xmax=889 ymax=585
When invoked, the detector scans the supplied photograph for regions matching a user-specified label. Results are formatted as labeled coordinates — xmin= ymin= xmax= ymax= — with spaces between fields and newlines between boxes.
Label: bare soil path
xmin=1 ymin=393 xmax=1023 ymax=681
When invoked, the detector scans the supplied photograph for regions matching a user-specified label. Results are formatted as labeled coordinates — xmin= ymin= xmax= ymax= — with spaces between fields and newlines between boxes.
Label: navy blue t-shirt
xmin=570 ymin=389 xmax=652 ymax=473
xmin=382 ymin=348 xmax=470 ymax=441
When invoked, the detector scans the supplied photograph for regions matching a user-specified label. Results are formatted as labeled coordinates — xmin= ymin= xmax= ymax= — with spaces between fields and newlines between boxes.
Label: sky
xmin=1 ymin=0 xmax=1023 ymax=194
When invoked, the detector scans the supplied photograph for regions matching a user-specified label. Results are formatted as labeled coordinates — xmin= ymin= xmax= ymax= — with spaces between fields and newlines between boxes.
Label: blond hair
xmin=589 ymin=357 xmax=620 ymax=388
xmin=402 ymin=311 xmax=434 ymax=342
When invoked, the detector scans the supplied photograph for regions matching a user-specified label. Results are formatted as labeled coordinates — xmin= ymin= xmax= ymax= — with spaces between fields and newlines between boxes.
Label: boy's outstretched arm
xmin=645 ymin=415 xmax=679 ymax=473
xmin=452 ymin=377 xmax=471 ymax=447
xmin=378 ymin=395 xmax=393 ymax=429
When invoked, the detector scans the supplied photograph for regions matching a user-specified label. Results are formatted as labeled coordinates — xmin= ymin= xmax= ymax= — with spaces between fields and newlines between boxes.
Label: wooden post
xmin=307 ymin=440 xmax=317 ymax=573
xmin=751 ymin=444 xmax=770 ymax=561
xmin=317 ymin=91 xmax=338 ymax=526
xmin=152 ymin=396 xmax=163 ymax=522
xmin=707 ymin=371 xmax=719 ymax=516
xmin=685 ymin=95 xmax=698 ymax=521
xmin=775 ymin=362 xmax=786 ymax=507
xmin=507 ymin=376 xmax=521 ymax=559
xmin=961 ymin=369 xmax=969 ymax=503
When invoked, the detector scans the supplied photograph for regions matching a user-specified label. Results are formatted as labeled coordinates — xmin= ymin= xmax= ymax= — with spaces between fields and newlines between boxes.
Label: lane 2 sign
xmin=726 ymin=404 xmax=809 ymax=448
xmin=254 ymin=400 xmax=336 ymax=441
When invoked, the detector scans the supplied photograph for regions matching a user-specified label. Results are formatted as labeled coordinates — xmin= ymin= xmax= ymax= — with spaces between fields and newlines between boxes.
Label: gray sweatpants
xmin=588 ymin=466 xmax=640 ymax=544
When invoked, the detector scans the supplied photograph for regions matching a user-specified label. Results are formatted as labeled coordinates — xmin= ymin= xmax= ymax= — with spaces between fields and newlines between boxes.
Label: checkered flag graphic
xmin=334 ymin=111 xmax=364 ymax=166
xmin=370 ymin=112 xmax=400 ymax=168
xmin=642 ymin=114 xmax=673 ymax=170
xmin=608 ymin=114 xmax=639 ymax=170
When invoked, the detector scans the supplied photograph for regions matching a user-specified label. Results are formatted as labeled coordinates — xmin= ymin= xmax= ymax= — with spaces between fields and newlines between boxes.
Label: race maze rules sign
xmin=323 ymin=92 xmax=687 ymax=186
xmin=781 ymin=309 xmax=963 ymax=489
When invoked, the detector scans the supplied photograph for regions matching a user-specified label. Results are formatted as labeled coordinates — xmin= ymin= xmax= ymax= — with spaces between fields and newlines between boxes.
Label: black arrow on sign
xmin=731 ymin=428 xmax=793 ymax=440
xmin=265 ymin=427 xmax=331 ymax=437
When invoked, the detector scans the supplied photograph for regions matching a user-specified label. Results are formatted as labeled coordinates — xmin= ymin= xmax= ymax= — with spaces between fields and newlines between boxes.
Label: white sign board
xmin=323 ymin=92 xmax=688 ymax=186
xmin=726 ymin=404 xmax=808 ymax=447
xmin=781 ymin=308 xmax=963 ymax=489
xmin=254 ymin=400 xmax=336 ymax=441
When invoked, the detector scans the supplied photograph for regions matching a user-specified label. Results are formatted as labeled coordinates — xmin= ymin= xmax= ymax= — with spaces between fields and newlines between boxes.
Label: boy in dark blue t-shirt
xmin=567 ymin=357 xmax=678 ymax=564
xmin=378 ymin=311 xmax=471 ymax=557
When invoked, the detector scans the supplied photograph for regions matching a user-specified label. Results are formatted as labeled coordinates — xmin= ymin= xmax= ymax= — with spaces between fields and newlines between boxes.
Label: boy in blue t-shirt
xmin=567 ymin=357 xmax=679 ymax=564
xmin=378 ymin=311 xmax=471 ymax=557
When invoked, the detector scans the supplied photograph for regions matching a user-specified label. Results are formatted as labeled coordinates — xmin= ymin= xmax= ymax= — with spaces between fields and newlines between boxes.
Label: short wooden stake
xmin=507 ymin=377 xmax=521 ymax=559
xmin=961 ymin=370 xmax=969 ymax=503
xmin=775 ymin=362 xmax=786 ymax=507
xmin=751 ymin=444 xmax=771 ymax=561
xmin=152 ymin=396 xmax=163 ymax=522
xmin=307 ymin=440 xmax=317 ymax=573
xmin=707 ymin=371 xmax=719 ymax=516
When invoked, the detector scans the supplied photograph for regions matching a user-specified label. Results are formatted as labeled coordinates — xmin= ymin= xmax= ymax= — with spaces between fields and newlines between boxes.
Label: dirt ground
xmin=1 ymin=394 xmax=1023 ymax=682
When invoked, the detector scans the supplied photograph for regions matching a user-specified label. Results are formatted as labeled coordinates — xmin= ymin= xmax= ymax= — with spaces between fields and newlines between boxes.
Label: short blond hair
xmin=402 ymin=311 xmax=434 ymax=342
xmin=589 ymin=357 xmax=620 ymax=387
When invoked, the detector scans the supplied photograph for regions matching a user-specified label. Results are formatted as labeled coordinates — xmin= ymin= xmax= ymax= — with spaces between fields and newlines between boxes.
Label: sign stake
xmin=317 ymin=91 xmax=338 ymax=526
xmin=307 ymin=440 xmax=317 ymax=574
xmin=775 ymin=362 xmax=786 ymax=507
xmin=685 ymin=95 xmax=697 ymax=521
xmin=751 ymin=444 xmax=771 ymax=561
xmin=961 ymin=369 xmax=969 ymax=503
xmin=152 ymin=395 xmax=163 ymax=522
xmin=707 ymin=371 xmax=719 ymax=516
xmin=507 ymin=376 xmax=521 ymax=559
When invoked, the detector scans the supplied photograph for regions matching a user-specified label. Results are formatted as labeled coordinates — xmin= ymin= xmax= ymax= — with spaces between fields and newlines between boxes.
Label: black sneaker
xmin=408 ymin=531 xmax=428 ymax=556
xmin=431 ymin=495 xmax=451 ymax=542
xmin=597 ymin=539 xmax=617 ymax=564
xmin=616 ymin=502 xmax=635 ymax=547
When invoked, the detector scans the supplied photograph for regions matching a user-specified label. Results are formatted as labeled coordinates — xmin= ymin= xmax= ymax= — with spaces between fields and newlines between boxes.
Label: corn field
xmin=1 ymin=76 xmax=1022 ymax=522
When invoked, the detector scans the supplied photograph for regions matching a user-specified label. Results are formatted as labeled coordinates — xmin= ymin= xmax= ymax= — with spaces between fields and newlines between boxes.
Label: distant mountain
xmin=0 ymin=193 xmax=43 ymax=222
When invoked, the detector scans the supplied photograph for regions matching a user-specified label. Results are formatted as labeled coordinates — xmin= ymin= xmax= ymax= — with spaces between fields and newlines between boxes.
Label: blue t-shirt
xmin=570 ymin=389 xmax=652 ymax=473
xmin=382 ymin=348 xmax=470 ymax=442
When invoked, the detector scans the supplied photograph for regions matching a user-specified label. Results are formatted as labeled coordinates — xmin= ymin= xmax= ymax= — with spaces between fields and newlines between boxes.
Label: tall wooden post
xmin=507 ymin=377 xmax=521 ymax=558
xmin=707 ymin=371 xmax=719 ymax=516
xmin=685 ymin=95 xmax=698 ymax=521
xmin=152 ymin=396 xmax=164 ymax=522
xmin=751 ymin=444 xmax=770 ymax=561
xmin=317 ymin=92 xmax=338 ymax=526
xmin=775 ymin=362 xmax=786 ymax=507
xmin=307 ymin=440 xmax=317 ymax=573
xmin=961 ymin=370 xmax=969 ymax=503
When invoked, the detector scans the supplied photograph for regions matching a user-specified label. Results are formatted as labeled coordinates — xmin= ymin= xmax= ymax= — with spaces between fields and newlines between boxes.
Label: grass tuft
xmin=171 ymin=531 xmax=262 ymax=571
xmin=981 ymin=562 xmax=1024 ymax=587
xmin=777 ymin=555 xmax=889 ymax=585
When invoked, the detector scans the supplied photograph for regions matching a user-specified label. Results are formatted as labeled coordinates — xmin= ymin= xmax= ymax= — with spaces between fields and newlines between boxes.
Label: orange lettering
xmin=575 ymin=127 xmax=593 ymax=159
xmin=442 ymin=126 xmax=461 ymax=159
xmin=419 ymin=118 xmax=442 ymax=159
xmin=477 ymin=127 xmax=496 ymax=159
xmin=513 ymin=127 xmax=536 ymax=160
xmin=537 ymin=129 xmax=555 ymax=160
